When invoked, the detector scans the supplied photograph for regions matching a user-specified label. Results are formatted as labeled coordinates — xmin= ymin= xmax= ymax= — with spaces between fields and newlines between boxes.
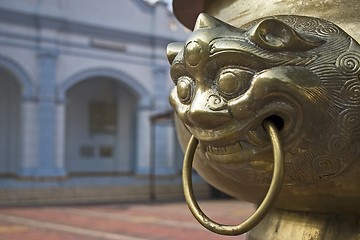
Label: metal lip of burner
xmin=172 ymin=0 xmax=360 ymax=42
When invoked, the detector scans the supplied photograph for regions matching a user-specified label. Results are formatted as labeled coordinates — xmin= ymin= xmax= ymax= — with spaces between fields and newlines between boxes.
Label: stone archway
xmin=0 ymin=67 xmax=21 ymax=175
xmin=0 ymin=55 xmax=36 ymax=175
xmin=0 ymin=55 xmax=36 ymax=177
xmin=0 ymin=55 xmax=35 ymax=99
xmin=59 ymin=68 xmax=152 ymax=175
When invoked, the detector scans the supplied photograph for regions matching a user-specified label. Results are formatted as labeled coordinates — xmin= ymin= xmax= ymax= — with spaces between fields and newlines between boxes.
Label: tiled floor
xmin=0 ymin=175 xmax=210 ymax=206
xmin=0 ymin=200 xmax=255 ymax=240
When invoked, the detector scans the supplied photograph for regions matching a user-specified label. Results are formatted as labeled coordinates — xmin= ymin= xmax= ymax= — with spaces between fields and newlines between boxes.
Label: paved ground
xmin=0 ymin=200 xmax=255 ymax=240
xmin=0 ymin=176 xmax=210 ymax=206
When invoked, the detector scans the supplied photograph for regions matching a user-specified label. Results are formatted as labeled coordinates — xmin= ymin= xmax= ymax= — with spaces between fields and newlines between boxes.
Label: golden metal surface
xmin=204 ymin=0 xmax=360 ymax=42
xmin=168 ymin=5 xmax=360 ymax=238
xmin=168 ymin=13 xmax=360 ymax=214
xmin=168 ymin=8 xmax=360 ymax=239
xmin=183 ymin=121 xmax=284 ymax=235
xmin=248 ymin=209 xmax=360 ymax=240
xmin=173 ymin=0 xmax=360 ymax=42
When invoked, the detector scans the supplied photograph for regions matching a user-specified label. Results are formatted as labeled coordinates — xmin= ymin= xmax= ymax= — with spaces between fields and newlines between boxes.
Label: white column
xmin=154 ymin=123 xmax=177 ymax=175
xmin=166 ymin=124 xmax=176 ymax=172
xmin=18 ymin=99 xmax=38 ymax=175
xmin=54 ymin=102 xmax=66 ymax=175
xmin=135 ymin=105 xmax=152 ymax=175
xmin=152 ymin=67 xmax=177 ymax=175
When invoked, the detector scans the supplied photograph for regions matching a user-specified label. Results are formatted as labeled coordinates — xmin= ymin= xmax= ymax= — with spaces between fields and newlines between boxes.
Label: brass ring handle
xmin=182 ymin=120 xmax=284 ymax=236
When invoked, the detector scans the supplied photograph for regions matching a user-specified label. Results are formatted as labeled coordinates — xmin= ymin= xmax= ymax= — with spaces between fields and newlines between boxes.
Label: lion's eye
xmin=177 ymin=77 xmax=193 ymax=104
xmin=218 ymin=69 xmax=253 ymax=98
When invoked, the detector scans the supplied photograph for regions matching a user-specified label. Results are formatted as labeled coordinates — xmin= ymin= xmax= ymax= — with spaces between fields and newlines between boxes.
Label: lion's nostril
xmin=263 ymin=115 xmax=285 ymax=131
xmin=208 ymin=94 xmax=226 ymax=111
xmin=187 ymin=91 xmax=231 ymax=128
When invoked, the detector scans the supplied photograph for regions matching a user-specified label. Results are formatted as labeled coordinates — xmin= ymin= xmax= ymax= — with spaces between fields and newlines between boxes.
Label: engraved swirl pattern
xmin=336 ymin=51 xmax=360 ymax=76
xmin=293 ymin=169 xmax=319 ymax=183
xmin=262 ymin=16 xmax=358 ymax=184
xmin=316 ymin=24 xmax=340 ymax=36
xmin=294 ymin=18 xmax=320 ymax=32
xmin=310 ymin=156 xmax=340 ymax=174
xmin=248 ymin=171 xmax=271 ymax=184
xmin=339 ymin=108 xmax=360 ymax=135
xmin=341 ymin=80 xmax=360 ymax=103
xmin=283 ymin=16 xmax=340 ymax=37
xmin=198 ymin=15 xmax=360 ymax=186
xmin=327 ymin=136 xmax=351 ymax=156
xmin=283 ymin=16 xmax=298 ymax=26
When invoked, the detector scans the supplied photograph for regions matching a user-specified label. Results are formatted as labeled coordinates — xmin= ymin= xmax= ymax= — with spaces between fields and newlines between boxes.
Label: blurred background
xmin=0 ymin=0 xmax=213 ymax=206
xmin=0 ymin=2 xmax=255 ymax=239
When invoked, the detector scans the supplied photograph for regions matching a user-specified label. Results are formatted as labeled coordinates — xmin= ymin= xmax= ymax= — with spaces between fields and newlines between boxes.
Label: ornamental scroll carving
xmin=167 ymin=14 xmax=360 ymax=186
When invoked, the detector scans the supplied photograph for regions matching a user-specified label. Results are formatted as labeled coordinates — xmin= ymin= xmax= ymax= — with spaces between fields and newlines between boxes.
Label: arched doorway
xmin=65 ymin=77 xmax=138 ymax=174
xmin=0 ymin=67 xmax=21 ymax=175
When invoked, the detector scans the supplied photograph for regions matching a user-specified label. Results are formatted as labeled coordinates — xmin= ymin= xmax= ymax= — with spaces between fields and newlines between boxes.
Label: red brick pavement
xmin=0 ymin=200 xmax=255 ymax=240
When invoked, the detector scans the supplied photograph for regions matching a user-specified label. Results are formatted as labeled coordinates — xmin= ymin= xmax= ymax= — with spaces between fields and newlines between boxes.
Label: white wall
xmin=0 ymin=0 xmax=188 ymax=177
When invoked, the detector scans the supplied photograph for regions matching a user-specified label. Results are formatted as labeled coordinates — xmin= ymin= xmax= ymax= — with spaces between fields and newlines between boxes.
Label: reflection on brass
xmin=183 ymin=121 xmax=284 ymax=235
xmin=89 ymin=102 xmax=116 ymax=134
xmin=248 ymin=209 xmax=360 ymax=239
xmin=168 ymin=13 xmax=360 ymax=237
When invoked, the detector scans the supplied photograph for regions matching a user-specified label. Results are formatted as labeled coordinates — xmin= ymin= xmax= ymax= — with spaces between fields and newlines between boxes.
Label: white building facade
xmin=0 ymin=0 xmax=187 ymax=181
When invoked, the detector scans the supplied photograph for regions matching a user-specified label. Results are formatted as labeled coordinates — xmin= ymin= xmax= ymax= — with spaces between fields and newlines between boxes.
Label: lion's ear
xmin=167 ymin=42 xmax=183 ymax=64
xmin=247 ymin=19 xmax=324 ymax=52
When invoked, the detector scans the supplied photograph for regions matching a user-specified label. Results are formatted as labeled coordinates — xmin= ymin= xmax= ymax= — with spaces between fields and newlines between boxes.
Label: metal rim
xmin=182 ymin=120 xmax=284 ymax=236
